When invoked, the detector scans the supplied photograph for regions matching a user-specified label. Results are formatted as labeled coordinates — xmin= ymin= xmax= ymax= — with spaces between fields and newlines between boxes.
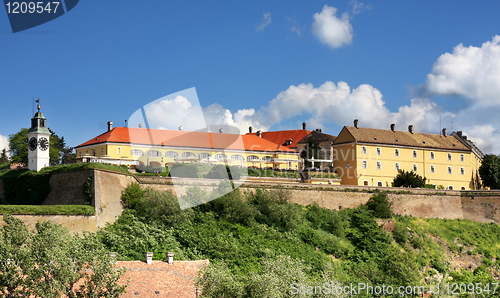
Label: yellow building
xmin=331 ymin=120 xmax=481 ymax=190
xmin=75 ymin=123 xmax=300 ymax=170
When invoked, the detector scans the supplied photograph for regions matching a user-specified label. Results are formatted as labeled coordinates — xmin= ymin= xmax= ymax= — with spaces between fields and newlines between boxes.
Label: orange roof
xmin=76 ymin=127 xmax=296 ymax=153
xmin=246 ymin=129 xmax=311 ymax=149
xmin=115 ymin=260 xmax=208 ymax=298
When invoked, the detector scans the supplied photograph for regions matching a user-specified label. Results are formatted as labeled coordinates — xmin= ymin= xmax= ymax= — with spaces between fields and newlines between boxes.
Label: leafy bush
xmin=1 ymin=169 xmax=51 ymax=205
xmin=204 ymin=165 xmax=241 ymax=180
xmin=393 ymin=169 xmax=426 ymax=188
xmin=82 ymin=176 xmax=93 ymax=205
xmin=366 ymin=192 xmax=393 ymax=218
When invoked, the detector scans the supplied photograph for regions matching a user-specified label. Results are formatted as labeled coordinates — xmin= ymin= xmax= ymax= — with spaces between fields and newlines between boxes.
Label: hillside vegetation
xmin=97 ymin=183 xmax=500 ymax=297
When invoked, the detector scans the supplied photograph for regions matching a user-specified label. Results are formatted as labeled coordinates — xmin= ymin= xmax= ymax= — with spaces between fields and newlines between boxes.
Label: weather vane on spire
xmin=36 ymin=98 xmax=40 ymax=111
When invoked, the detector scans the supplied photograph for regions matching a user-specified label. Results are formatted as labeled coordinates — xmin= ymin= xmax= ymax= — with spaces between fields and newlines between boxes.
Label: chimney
xmin=463 ymin=135 xmax=468 ymax=140
xmin=179 ymin=126 xmax=183 ymax=131
xmin=219 ymin=128 xmax=223 ymax=133
xmin=166 ymin=252 xmax=175 ymax=264
xmin=249 ymin=126 xmax=253 ymax=133
xmin=138 ymin=123 xmax=143 ymax=128
xmin=354 ymin=119 xmax=359 ymax=128
xmin=390 ymin=123 xmax=396 ymax=132
xmin=408 ymin=125 xmax=414 ymax=134
xmin=107 ymin=121 xmax=113 ymax=132
xmin=256 ymin=130 xmax=262 ymax=138
xmin=457 ymin=130 xmax=463 ymax=138
xmin=145 ymin=252 xmax=153 ymax=265
xmin=302 ymin=122 xmax=307 ymax=130
xmin=442 ymin=128 xmax=447 ymax=137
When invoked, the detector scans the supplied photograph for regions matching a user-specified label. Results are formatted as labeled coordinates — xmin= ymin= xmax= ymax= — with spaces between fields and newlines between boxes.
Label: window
xmin=413 ymin=150 xmax=417 ymax=158
xmin=101 ymin=148 xmax=104 ymax=155
xmin=262 ymin=156 xmax=273 ymax=162
xmin=199 ymin=153 xmax=211 ymax=159
xmin=147 ymin=150 xmax=162 ymax=157
xmin=376 ymin=147 xmax=381 ymax=156
xmin=79 ymin=152 xmax=82 ymax=157
xmin=413 ymin=164 xmax=418 ymax=172
xmin=376 ymin=161 xmax=381 ymax=170
xmin=460 ymin=154 xmax=464 ymax=162
xmin=377 ymin=181 xmax=383 ymax=187
xmin=448 ymin=166 xmax=452 ymax=174
xmin=362 ymin=160 xmax=367 ymax=169
xmin=215 ymin=153 xmax=228 ymax=160
xmin=247 ymin=155 xmax=259 ymax=161
xmin=182 ymin=152 xmax=195 ymax=158
xmin=131 ymin=149 xmax=143 ymax=156
xmin=362 ymin=146 xmax=367 ymax=155
xmin=363 ymin=180 xmax=369 ymax=186
xmin=346 ymin=162 xmax=350 ymax=169
xmin=231 ymin=154 xmax=244 ymax=161
xmin=395 ymin=148 xmax=399 ymax=157
xmin=86 ymin=150 xmax=88 ymax=154
xmin=448 ymin=153 xmax=452 ymax=161
xmin=448 ymin=185 xmax=454 ymax=190
xmin=430 ymin=165 xmax=435 ymax=173
xmin=460 ymin=167 xmax=465 ymax=175
xmin=430 ymin=151 xmax=435 ymax=159
xmin=117 ymin=147 xmax=121 ymax=155
xmin=166 ymin=151 xmax=179 ymax=158
xmin=461 ymin=186 xmax=466 ymax=190
xmin=395 ymin=162 xmax=400 ymax=171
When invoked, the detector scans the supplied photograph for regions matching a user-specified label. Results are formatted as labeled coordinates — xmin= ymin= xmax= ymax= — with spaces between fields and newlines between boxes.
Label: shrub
xmin=366 ymin=192 xmax=393 ymax=218
xmin=393 ymin=169 xmax=426 ymax=188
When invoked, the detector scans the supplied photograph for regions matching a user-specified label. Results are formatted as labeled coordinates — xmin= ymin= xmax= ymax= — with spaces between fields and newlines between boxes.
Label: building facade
xmin=75 ymin=123 xmax=300 ymax=170
xmin=332 ymin=120 xmax=480 ymax=190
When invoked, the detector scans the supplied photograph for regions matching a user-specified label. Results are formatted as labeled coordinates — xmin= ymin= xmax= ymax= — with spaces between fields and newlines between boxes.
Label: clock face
xmin=39 ymin=137 xmax=49 ymax=151
xmin=29 ymin=137 xmax=38 ymax=151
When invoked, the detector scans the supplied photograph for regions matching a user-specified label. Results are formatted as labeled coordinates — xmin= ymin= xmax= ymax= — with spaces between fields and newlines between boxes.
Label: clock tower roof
xmin=28 ymin=104 xmax=50 ymax=134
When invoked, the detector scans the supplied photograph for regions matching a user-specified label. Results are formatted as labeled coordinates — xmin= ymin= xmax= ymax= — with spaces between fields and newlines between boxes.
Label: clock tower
xmin=28 ymin=103 xmax=50 ymax=171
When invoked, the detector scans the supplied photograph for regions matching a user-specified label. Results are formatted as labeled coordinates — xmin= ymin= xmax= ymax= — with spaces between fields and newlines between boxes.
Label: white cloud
xmin=312 ymin=5 xmax=353 ymax=49
xmin=349 ymin=0 xmax=372 ymax=15
xmin=425 ymin=35 xmax=500 ymax=107
xmin=0 ymin=135 xmax=8 ymax=152
xmin=256 ymin=12 xmax=272 ymax=31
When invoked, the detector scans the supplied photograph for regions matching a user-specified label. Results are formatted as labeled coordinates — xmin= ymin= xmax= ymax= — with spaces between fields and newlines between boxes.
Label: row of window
xmin=356 ymin=160 xmax=466 ymax=175
xmin=362 ymin=146 xmax=465 ymax=161
xmin=365 ymin=180 xmax=464 ymax=190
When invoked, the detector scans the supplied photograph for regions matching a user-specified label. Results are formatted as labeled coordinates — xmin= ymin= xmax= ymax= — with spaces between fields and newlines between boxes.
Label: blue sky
xmin=1 ymin=0 xmax=500 ymax=154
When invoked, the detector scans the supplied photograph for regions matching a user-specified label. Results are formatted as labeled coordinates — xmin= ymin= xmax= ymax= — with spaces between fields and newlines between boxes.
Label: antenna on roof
xmin=451 ymin=116 xmax=453 ymax=131
xmin=439 ymin=115 xmax=441 ymax=135
xmin=125 ymin=120 xmax=127 ymax=127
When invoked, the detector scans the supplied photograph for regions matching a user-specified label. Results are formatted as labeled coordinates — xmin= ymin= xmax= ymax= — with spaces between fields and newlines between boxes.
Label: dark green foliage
xmin=393 ymin=169 xmax=426 ymax=188
xmin=1 ymin=169 xmax=51 ymax=205
xmin=366 ymin=191 xmax=393 ymax=218
xmin=169 ymin=163 xmax=204 ymax=178
xmin=0 ymin=148 xmax=8 ymax=164
xmin=82 ymin=176 xmax=93 ymax=205
xmin=479 ymin=154 xmax=500 ymax=189
xmin=249 ymin=189 xmax=304 ymax=230
xmin=204 ymin=164 xmax=241 ymax=180
xmin=135 ymin=164 xmax=169 ymax=175
xmin=0 ymin=215 xmax=127 ymax=297
xmin=0 ymin=205 xmax=95 ymax=215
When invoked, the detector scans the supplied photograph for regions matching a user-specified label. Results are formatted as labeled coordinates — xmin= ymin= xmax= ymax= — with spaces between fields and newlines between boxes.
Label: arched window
xmin=199 ymin=153 xmax=211 ymax=159
xmin=147 ymin=150 xmax=162 ymax=157
xmin=166 ymin=151 xmax=179 ymax=158
xmin=247 ymin=155 xmax=259 ymax=161
xmin=182 ymin=152 xmax=195 ymax=158
xmin=377 ymin=181 xmax=383 ymax=187
xmin=231 ymin=154 xmax=244 ymax=161
xmin=447 ymin=185 xmax=454 ymax=190
xmin=363 ymin=180 xmax=369 ymax=186
xmin=131 ymin=149 xmax=144 ymax=156
xmin=215 ymin=153 xmax=228 ymax=160
xmin=262 ymin=156 xmax=273 ymax=162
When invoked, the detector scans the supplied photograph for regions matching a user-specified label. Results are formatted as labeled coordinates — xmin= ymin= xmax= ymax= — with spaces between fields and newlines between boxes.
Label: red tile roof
xmin=115 ymin=260 xmax=209 ymax=298
xmin=76 ymin=127 xmax=296 ymax=153
xmin=246 ymin=129 xmax=311 ymax=149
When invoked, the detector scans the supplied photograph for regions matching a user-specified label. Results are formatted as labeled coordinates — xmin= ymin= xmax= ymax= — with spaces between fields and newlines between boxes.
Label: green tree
xmin=0 ymin=148 xmax=9 ymax=164
xmin=0 ymin=214 xmax=127 ymax=298
xmin=366 ymin=192 xmax=393 ymax=218
xmin=8 ymin=128 xmax=73 ymax=166
xmin=392 ymin=169 xmax=426 ymax=188
xmin=479 ymin=154 xmax=500 ymax=189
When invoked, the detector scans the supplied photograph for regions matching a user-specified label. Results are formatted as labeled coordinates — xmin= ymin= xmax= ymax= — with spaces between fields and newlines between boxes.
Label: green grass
xmin=0 ymin=205 xmax=95 ymax=215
